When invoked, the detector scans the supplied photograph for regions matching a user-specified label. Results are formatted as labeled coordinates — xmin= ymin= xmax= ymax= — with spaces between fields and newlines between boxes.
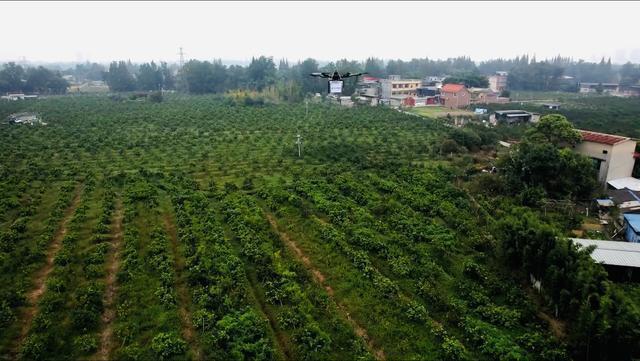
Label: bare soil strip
xmin=265 ymin=214 xmax=386 ymax=361
xmin=243 ymin=271 xmax=293 ymax=361
xmin=94 ymin=198 xmax=124 ymax=361
xmin=162 ymin=213 xmax=202 ymax=361
xmin=12 ymin=187 xmax=82 ymax=358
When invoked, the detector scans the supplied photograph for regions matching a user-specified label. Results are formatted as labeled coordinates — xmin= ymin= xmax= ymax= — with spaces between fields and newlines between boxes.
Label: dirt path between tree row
xmin=11 ymin=186 xmax=82 ymax=359
xmin=265 ymin=213 xmax=386 ymax=361
xmin=163 ymin=213 xmax=203 ymax=361
xmin=94 ymin=198 xmax=124 ymax=361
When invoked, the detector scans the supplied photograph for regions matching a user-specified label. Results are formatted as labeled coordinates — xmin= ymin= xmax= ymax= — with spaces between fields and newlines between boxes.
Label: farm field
xmin=0 ymin=95 xmax=613 ymax=360
xmin=486 ymin=93 xmax=640 ymax=137
xmin=408 ymin=106 xmax=475 ymax=119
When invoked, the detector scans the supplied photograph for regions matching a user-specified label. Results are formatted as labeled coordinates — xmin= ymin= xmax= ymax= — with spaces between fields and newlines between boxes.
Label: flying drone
xmin=310 ymin=70 xmax=368 ymax=94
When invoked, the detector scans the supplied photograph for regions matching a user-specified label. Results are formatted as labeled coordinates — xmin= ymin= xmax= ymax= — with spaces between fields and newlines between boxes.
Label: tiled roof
xmin=441 ymin=83 xmax=466 ymax=93
xmin=579 ymin=130 xmax=629 ymax=145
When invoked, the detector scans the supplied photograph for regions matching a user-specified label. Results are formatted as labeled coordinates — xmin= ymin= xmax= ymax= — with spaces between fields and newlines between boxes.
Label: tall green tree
xmin=181 ymin=60 xmax=227 ymax=94
xmin=499 ymin=114 xmax=596 ymax=199
xmin=247 ymin=56 xmax=276 ymax=91
xmin=137 ymin=62 xmax=163 ymax=91
xmin=364 ymin=57 xmax=385 ymax=78
xmin=104 ymin=61 xmax=136 ymax=92
xmin=0 ymin=62 xmax=25 ymax=93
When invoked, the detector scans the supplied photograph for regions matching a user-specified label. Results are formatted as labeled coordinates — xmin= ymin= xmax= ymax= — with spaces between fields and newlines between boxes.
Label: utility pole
xmin=295 ymin=134 xmax=303 ymax=158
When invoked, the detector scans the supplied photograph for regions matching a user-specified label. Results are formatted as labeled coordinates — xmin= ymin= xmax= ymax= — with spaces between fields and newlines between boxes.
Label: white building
xmin=574 ymin=130 xmax=637 ymax=185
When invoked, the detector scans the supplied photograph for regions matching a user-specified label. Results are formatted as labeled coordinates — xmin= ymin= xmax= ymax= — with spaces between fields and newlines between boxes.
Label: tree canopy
xmin=499 ymin=114 xmax=596 ymax=199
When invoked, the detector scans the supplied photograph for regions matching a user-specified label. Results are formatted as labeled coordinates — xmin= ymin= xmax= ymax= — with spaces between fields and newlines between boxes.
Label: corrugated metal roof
xmin=607 ymin=177 xmax=640 ymax=191
xmin=571 ymin=238 xmax=640 ymax=268
xmin=624 ymin=214 xmax=640 ymax=233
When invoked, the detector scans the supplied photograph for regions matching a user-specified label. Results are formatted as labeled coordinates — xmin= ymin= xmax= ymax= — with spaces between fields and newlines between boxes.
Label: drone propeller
xmin=310 ymin=72 xmax=332 ymax=78
xmin=342 ymin=72 xmax=367 ymax=78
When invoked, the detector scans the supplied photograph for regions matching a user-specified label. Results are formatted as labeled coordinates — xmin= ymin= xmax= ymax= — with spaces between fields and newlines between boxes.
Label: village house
xmin=578 ymin=82 xmax=619 ymax=94
xmin=488 ymin=71 xmax=508 ymax=93
xmin=440 ymin=83 xmax=470 ymax=109
xmin=380 ymin=75 xmax=422 ymax=100
xmin=469 ymin=88 xmax=509 ymax=104
xmin=573 ymin=130 xmax=637 ymax=186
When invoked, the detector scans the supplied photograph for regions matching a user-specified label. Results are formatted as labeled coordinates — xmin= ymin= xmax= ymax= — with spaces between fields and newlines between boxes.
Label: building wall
xmin=489 ymin=75 xmax=507 ymax=92
xmin=442 ymin=89 xmax=470 ymax=108
xmin=607 ymin=140 xmax=637 ymax=181
xmin=573 ymin=141 xmax=614 ymax=182
xmin=574 ymin=140 xmax=636 ymax=183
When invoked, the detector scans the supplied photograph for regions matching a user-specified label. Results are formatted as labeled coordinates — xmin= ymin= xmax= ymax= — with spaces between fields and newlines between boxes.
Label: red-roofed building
xmin=579 ymin=130 xmax=629 ymax=145
xmin=574 ymin=129 xmax=637 ymax=186
xmin=441 ymin=83 xmax=470 ymax=108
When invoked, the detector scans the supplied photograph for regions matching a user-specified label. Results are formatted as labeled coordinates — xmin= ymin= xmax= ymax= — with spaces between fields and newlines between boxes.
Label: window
xmin=602 ymin=150 xmax=608 ymax=154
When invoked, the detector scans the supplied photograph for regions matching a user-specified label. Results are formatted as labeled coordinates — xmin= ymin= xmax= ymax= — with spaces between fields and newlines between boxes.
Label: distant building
xmin=1 ymin=93 xmax=38 ymax=101
xmin=488 ymin=72 xmax=508 ymax=93
xmin=490 ymin=110 xmax=539 ymax=125
xmin=440 ymin=83 xmax=470 ymax=109
xmin=423 ymin=76 xmax=445 ymax=89
xmin=542 ymin=103 xmax=561 ymax=110
xmin=578 ymin=82 xmax=619 ymax=94
xmin=380 ymin=76 xmax=422 ymax=99
xmin=469 ymin=88 xmax=509 ymax=104
xmin=574 ymin=130 xmax=637 ymax=185
xmin=416 ymin=86 xmax=438 ymax=97
xmin=68 ymin=81 xmax=109 ymax=93
xmin=617 ymin=85 xmax=640 ymax=97
xmin=7 ymin=112 xmax=44 ymax=125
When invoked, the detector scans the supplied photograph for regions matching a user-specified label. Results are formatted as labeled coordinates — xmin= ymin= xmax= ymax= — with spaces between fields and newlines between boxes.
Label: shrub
xmin=151 ymin=332 xmax=187 ymax=360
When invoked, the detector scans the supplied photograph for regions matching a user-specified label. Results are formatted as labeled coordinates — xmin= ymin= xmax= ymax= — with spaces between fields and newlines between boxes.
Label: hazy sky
xmin=2 ymin=1 xmax=640 ymax=64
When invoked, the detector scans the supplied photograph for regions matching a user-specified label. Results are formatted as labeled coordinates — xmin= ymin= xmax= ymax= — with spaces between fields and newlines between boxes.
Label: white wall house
xmin=574 ymin=130 xmax=637 ymax=185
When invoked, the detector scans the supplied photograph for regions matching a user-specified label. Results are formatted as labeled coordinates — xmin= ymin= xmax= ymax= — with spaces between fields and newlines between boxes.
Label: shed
xmin=572 ymin=238 xmax=640 ymax=281
xmin=542 ymin=103 xmax=561 ymax=110
xmin=624 ymin=214 xmax=640 ymax=243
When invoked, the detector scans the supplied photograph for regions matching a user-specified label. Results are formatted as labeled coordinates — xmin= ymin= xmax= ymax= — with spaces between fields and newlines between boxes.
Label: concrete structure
xmin=617 ymin=85 xmax=640 ymax=97
xmin=488 ymin=72 xmax=508 ymax=93
xmin=578 ymin=82 xmax=619 ymax=94
xmin=423 ymin=76 xmax=445 ymax=89
xmin=490 ymin=110 xmax=539 ymax=125
xmin=1 ymin=93 xmax=38 ymax=101
xmin=574 ymin=130 xmax=637 ymax=185
xmin=469 ymin=88 xmax=510 ymax=104
xmin=380 ymin=76 xmax=422 ymax=99
xmin=542 ymin=103 xmax=561 ymax=110
xmin=68 ymin=81 xmax=109 ymax=93
xmin=416 ymin=86 xmax=438 ymax=97
xmin=440 ymin=83 xmax=470 ymax=109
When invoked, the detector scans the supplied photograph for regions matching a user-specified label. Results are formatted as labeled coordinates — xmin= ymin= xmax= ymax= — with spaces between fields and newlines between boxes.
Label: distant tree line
xmin=0 ymin=63 xmax=69 ymax=94
xmin=4 ymin=54 xmax=640 ymax=96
